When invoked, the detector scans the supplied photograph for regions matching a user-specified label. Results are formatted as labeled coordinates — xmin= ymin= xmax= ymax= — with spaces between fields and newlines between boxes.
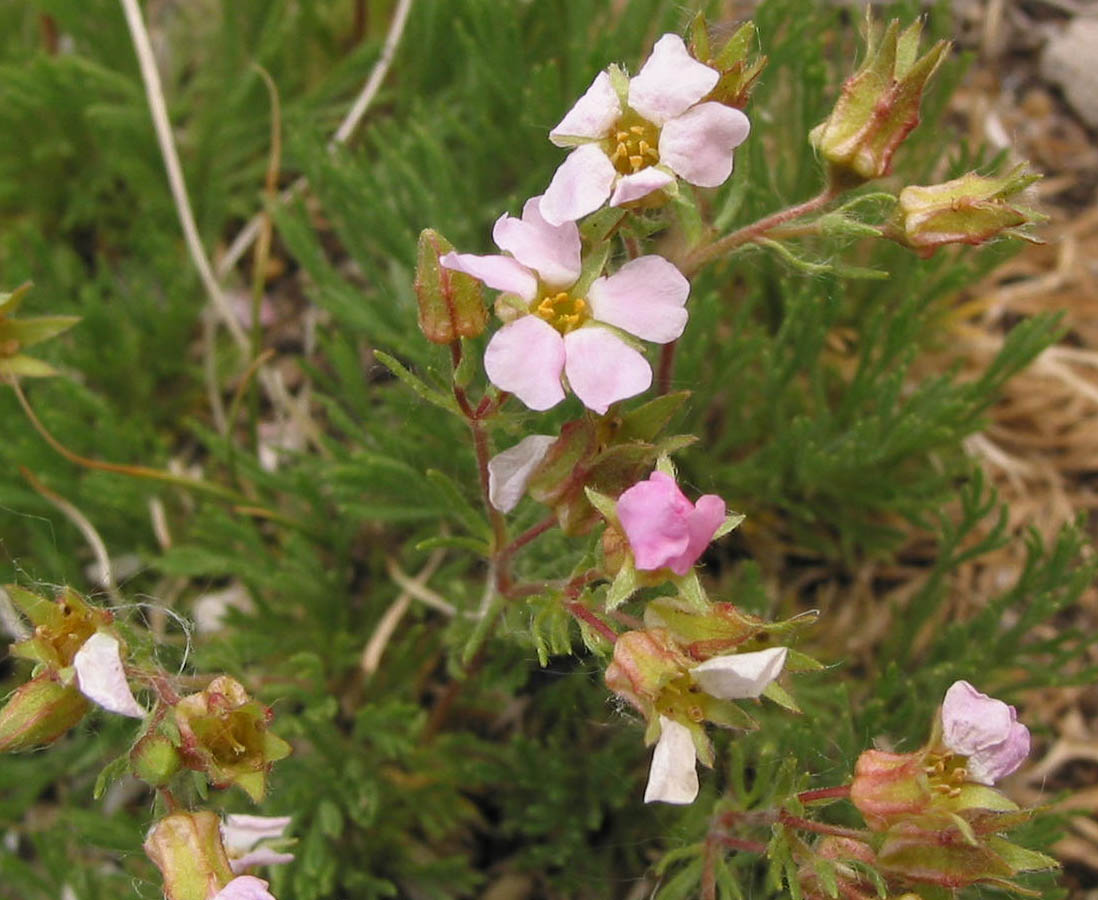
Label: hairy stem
xmin=682 ymin=188 xmax=840 ymax=275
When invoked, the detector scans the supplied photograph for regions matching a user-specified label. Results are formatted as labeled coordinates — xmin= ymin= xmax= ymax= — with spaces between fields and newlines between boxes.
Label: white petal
xmin=628 ymin=34 xmax=718 ymax=125
xmin=550 ymin=71 xmax=621 ymax=146
xmin=492 ymin=197 xmax=581 ymax=289
xmin=608 ymin=167 xmax=675 ymax=207
xmin=229 ymin=848 xmax=296 ymax=875
xmin=484 ymin=316 xmax=567 ymax=411
xmin=644 ymin=716 xmax=699 ymax=804
xmin=587 ymin=256 xmax=689 ymax=343
xmin=73 ymin=632 xmax=145 ymax=718
xmin=659 ymin=103 xmax=750 ymax=188
xmin=691 ymin=647 xmax=788 ymax=700
xmin=221 ymin=815 xmax=293 ymax=854
xmin=540 ymin=145 xmax=616 ymax=226
xmin=211 ymin=876 xmax=277 ymax=900
xmin=440 ymin=252 xmax=537 ymax=302
xmin=487 ymin=435 xmax=557 ymax=512
xmin=562 ymin=327 xmax=652 ymax=415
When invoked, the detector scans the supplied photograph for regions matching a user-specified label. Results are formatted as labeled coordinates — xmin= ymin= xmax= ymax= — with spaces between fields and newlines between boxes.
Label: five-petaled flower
xmin=541 ymin=33 xmax=750 ymax=225
xmin=941 ymin=680 xmax=1030 ymax=785
xmin=617 ymin=471 xmax=725 ymax=575
xmin=441 ymin=196 xmax=689 ymax=414
xmin=645 ymin=647 xmax=788 ymax=804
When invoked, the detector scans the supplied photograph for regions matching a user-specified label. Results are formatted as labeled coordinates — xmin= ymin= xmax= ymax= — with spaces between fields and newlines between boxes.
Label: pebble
xmin=1041 ymin=17 xmax=1098 ymax=129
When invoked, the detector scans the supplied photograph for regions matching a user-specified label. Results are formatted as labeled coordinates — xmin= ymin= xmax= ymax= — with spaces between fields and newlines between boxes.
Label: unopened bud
xmin=131 ymin=732 xmax=183 ymax=787
xmin=0 ymin=675 xmax=89 ymax=751
xmin=604 ymin=629 xmax=691 ymax=713
xmin=809 ymin=17 xmax=949 ymax=183
xmin=850 ymin=748 xmax=931 ymax=830
xmin=144 ymin=811 xmax=235 ymax=900
xmin=893 ymin=166 xmax=1044 ymax=257
xmin=691 ymin=16 xmax=767 ymax=109
xmin=414 ymin=229 xmax=486 ymax=344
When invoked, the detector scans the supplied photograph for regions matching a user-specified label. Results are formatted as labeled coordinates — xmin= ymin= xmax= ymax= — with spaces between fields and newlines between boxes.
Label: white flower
xmin=72 ymin=632 xmax=145 ymax=718
xmin=541 ymin=34 xmax=751 ymax=225
xmin=221 ymin=814 xmax=295 ymax=875
xmin=644 ymin=647 xmax=787 ymax=805
xmin=487 ymin=434 xmax=557 ymax=512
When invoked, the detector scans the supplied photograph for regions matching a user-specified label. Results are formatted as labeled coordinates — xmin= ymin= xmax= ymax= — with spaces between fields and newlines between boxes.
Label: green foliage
xmin=0 ymin=1 xmax=1084 ymax=899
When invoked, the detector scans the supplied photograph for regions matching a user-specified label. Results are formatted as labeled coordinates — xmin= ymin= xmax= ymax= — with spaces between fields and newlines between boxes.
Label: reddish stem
xmin=779 ymin=811 xmax=869 ymax=841
xmin=683 ymin=188 xmax=840 ymax=275
xmin=565 ymin=601 xmax=617 ymax=643
xmin=798 ymin=785 xmax=852 ymax=803
xmin=656 ymin=339 xmax=678 ymax=395
xmin=713 ymin=834 xmax=768 ymax=854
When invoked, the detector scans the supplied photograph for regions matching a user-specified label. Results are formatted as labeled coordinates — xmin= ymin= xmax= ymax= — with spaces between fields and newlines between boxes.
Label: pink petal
xmin=550 ymin=71 xmax=621 ymax=146
xmin=492 ymin=197 xmax=581 ymax=289
xmin=211 ymin=876 xmax=277 ymax=900
xmin=587 ymin=256 xmax=689 ymax=344
xmin=73 ymin=632 xmax=145 ymax=718
xmin=221 ymin=815 xmax=292 ymax=854
xmin=540 ymin=144 xmax=616 ymax=226
xmin=691 ymin=647 xmax=788 ymax=700
xmin=628 ymin=34 xmax=718 ymax=125
xmin=644 ymin=716 xmax=699 ymax=804
xmin=229 ymin=849 xmax=296 ymax=875
xmin=942 ymin=681 xmax=1014 ymax=756
xmin=669 ymin=492 xmax=726 ymax=575
xmin=942 ymin=681 xmax=1030 ymax=784
xmin=968 ymin=718 xmax=1030 ymax=785
xmin=484 ymin=316 xmax=566 ymax=411
xmin=440 ymin=252 xmax=537 ymax=302
xmin=617 ymin=471 xmax=692 ymax=570
xmin=487 ymin=434 xmax=557 ymax=512
xmin=608 ymin=167 xmax=675 ymax=207
xmin=659 ymin=102 xmax=750 ymax=188
xmin=562 ymin=327 xmax=652 ymax=414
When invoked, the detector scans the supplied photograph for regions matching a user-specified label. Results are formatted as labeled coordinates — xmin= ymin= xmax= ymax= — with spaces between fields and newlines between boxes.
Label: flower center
xmin=607 ymin=111 xmax=661 ymax=175
xmin=534 ymin=291 xmax=589 ymax=334
xmin=924 ymin=751 xmax=969 ymax=798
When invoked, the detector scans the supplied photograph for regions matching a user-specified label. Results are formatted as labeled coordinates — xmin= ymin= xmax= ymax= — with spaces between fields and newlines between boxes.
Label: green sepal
xmin=1 ymin=315 xmax=80 ymax=348
xmin=94 ymin=755 xmax=131 ymax=799
xmin=572 ymin=240 xmax=611 ymax=298
xmin=0 ymin=282 xmax=32 ymax=314
xmin=689 ymin=13 xmax=710 ymax=62
xmin=714 ymin=22 xmax=757 ymax=70
xmin=580 ymin=207 xmax=628 ymax=244
xmin=762 ymin=680 xmax=801 ymax=713
xmin=676 ymin=570 xmax=709 ymax=612
xmin=712 ymin=511 xmax=746 ymax=540
xmin=607 ymin=64 xmax=629 ymax=106
xmin=617 ymin=391 xmax=690 ymax=442
xmin=414 ymin=229 xmax=487 ymax=344
xmin=698 ymin=695 xmax=757 ymax=732
xmin=0 ymin=355 xmax=59 ymax=378
xmin=985 ymin=836 xmax=1059 ymax=874
xmin=604 ymin=555 xmax=638 ymax=611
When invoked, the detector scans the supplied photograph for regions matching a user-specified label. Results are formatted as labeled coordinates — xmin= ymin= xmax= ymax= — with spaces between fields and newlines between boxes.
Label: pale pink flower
xmin=541 ymin=34 xmax=751 ymax=225
xmin=645 ymin=648 xmax=788 ymax=804
xmin=221 ymin=815 xmax=294 ymax=875
xmin=617 ymin=471 xmax=725 ymax=575
xmin=441 ymin=197 xmax=688 ymax=414
xmin=72 ymin=632 xmax=145 ymax=718
xmin=941 ymin=680 xmax=1030 ymax=785
xmin=211 ymin=875 xmax=277 ymax=900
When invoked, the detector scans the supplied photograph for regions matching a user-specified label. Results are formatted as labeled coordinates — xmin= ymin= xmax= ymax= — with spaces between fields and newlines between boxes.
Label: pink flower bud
xmin=850 ymin=749 xmax=932 ymax=830
xmin=809 ymin=17 xmax=948 ymax=183
xmin=616 ymin=471 xmax=725 ymax=575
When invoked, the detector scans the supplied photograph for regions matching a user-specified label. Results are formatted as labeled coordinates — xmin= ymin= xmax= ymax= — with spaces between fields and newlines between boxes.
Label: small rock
xmin=1041 ymin=18 xmax=1098 ymax=129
